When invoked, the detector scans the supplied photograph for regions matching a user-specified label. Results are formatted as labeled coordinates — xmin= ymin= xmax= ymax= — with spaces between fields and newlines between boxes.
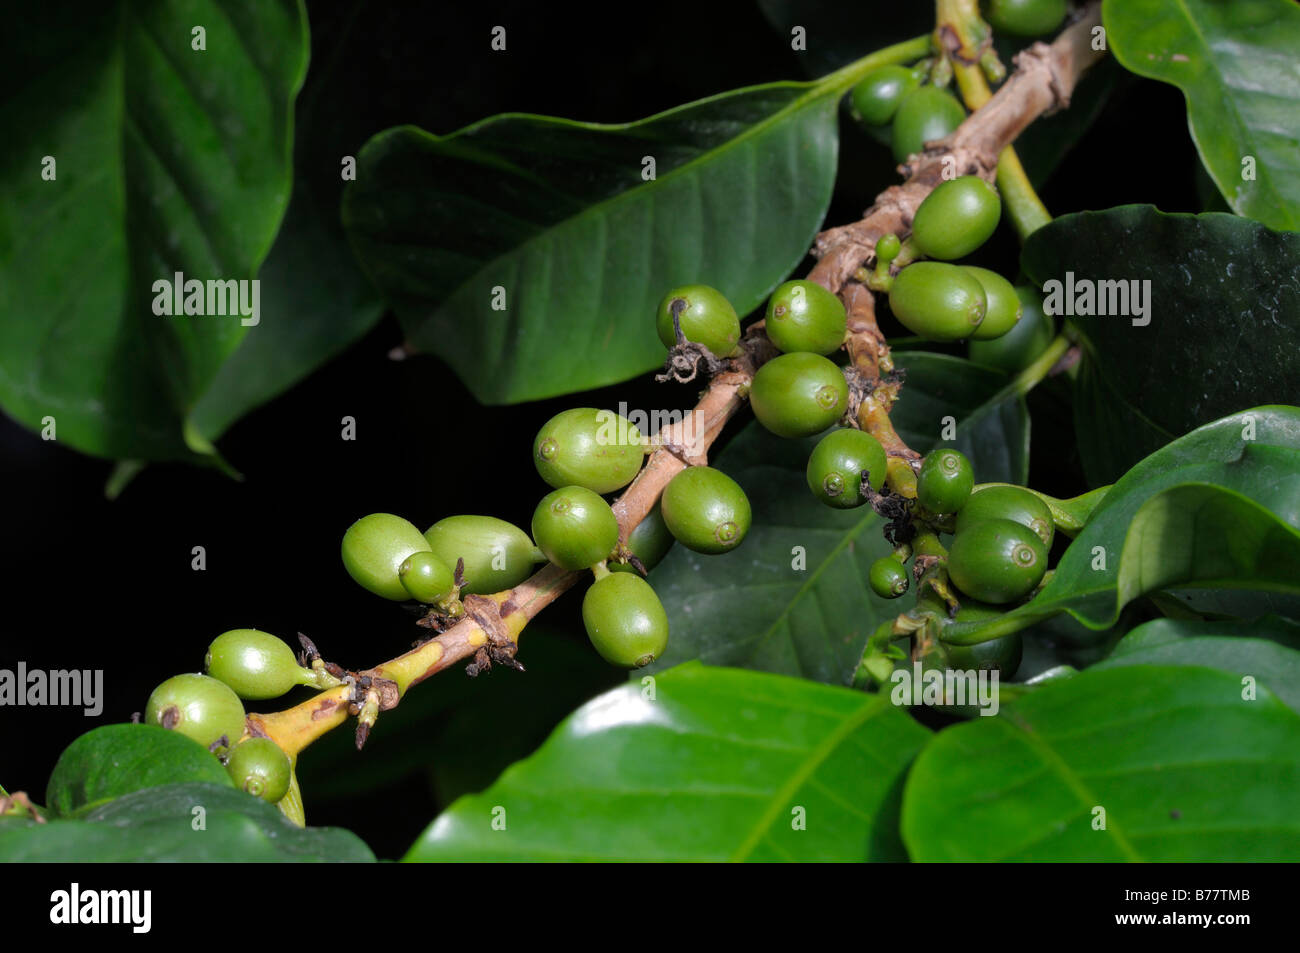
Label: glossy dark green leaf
xmin=1104 ymin=0 xmax=1300 ymax=230
xmin=185 ymin=7 xmax=397 ymax=446
xmin=902 ymin=666 xmax=1300 ymax=860
xmin=943 ymin=407 xmax=1300 ymax=647
xmin=0 ymin=783 xmax=373 ymax=862
xmin=405 ymin=663 xmax=929 ymax=862
xmin=187 ymin=182 xmax=385 ymax=443
xmin=0 ymin=1 xmax=307 ymax=459
xmin=1022 ymin=206 xmax=1300 ymax=483
xmin=341 ymin=41 xmax=929 ymax=405
xmin=892 ymin=353 xmax=1030 ymax=485
xmin=1161 ymin=586 xmax=1300 ymax=621
xmin=1096 ymin=615 xmax=1300 ymax=714
xmin=45 ymin=724 xmax=233 ymax=817
xmin=646 ymin=352 xmax=1027 ymax=684
xmin=1116 ymin=483 xmax=1300 ymax=605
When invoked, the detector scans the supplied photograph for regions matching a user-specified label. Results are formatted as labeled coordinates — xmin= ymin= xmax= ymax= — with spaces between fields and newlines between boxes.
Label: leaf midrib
xmin=746 ymin=506 xmax=881 ymax=670
xmin=994 ymin=715 xmax=1143 ymax=861
xmin=728 ymin=694 xmax=893 ymax=862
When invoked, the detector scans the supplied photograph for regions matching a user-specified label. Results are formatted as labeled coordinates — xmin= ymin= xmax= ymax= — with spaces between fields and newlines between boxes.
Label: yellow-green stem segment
xmin=938 ymin=0 xmax=1052 ymax=240
xmin=1005 ymin=332 xmax=1070 ymax=399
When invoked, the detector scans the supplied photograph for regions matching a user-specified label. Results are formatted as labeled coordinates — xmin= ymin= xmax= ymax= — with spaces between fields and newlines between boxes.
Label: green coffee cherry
xmin=875 ymin=233 xmax=902 ymax=265
xmin=984 ymin=0 xmax=1067 ymax=36
xmin=531 ymin=486 xmax=620 ymax=571
xmin=968 ymin=286 xmax=1055 ymax=373
xmin=534 ymin=407 xmax=645 ymax=494
xmin=582 ymin=572 xmax=670 ymax=668
xmin=145 ymin=673 xmax=246 ymax=752
xmin=656 ymin=285 xmax=741 ymax=357
xmin=205 ymin=629 xmax=315 ymax=700
xmin=342 ymin=513 xmax=433 ymax=601
xmin=956 ymin=485 xmax=1055 ymax=549
xmin=423 ymin=515 xmax=543 ymax=594
xmin=610 ymin=503 xmax=674 ymax=574
xmin=916 ymin=448 xmax=975 ymax=514
xmin=765 ymin=280 xmax=847 ymax=355
xmin=660 ymin=466 xmax=752 ymax=554
xmin=947 ymin=518 xmax=1048 ymax=604
xmin=961 ymin=267 xmax=1022 ymax=341
xmin=911 ymin=176 xmax=1002 ymax=261
xmin=850 ymin=65 xmax=922 ymax=127
xmin=399 ymin=551 xmax=457 ymax=604
xmin=950 ymin=599 xmax=1002 ymax=624
xmin=749 ymin=352 xmax=849 ymax=438
xmin=945 ymin=602 xmax=1024 ymax=677
xmin=892 ymin=87 xmax=966 ymax=162
xmin=947 ymin=631 xmax=1023 ymax=677
xmin=869 ymin=556 xmax=910 ymax=599
xmin=225 ymin=737 xmax=291 ymax=803
xmin=806 ymin=428 xmax=888 ymax=508
xmin=888 ymin=262 xmax=987 ymax=342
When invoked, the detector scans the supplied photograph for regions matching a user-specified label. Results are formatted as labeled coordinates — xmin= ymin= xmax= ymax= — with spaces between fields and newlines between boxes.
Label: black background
xmin=5 ymin=864 xmax=1281 ymax=939
xmin=1 ymin=0 xmax=1199 ymax=859
xmin=5 ymin=864 xmax=1281 ymax=940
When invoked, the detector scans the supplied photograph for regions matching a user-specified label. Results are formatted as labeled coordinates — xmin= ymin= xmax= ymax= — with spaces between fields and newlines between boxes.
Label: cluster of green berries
xmin=661 ymin=279 xmax=852 ymax=437
xmin=276 ymin=71 xmax=1060 ymax=689
xmin=849 ymin=62 xmax=965 ymax=163
xmin=342 ymin=511 xmax=544 ymax=606
xmin=874 ymin=173 xmax=1054 ymax=364
xmin=143 ymin=628 xmax=330 ymax=804
xmin=657 ymin=279 xmax=852 ymax=441
xmin=658 ymin=281 xmax=878 ymax=504
xmin=334 ymin=380 xmax=751 ymax=669
xmin=888 ymin=177 xmax=1015 ymax=341
xmin=849 ymin=72 xmax=1009 ymax=338
xmin=868 ymin=449 xmax=1054 ymax=608
xmin=530 ymin=395 xmax=762 ymax=666
xmin=137 ymin=25 xmax=1075 ymax=782
xmin=844 ymin=53 xmax=1062 ymax=364
xmin=661 ymin=277 xmax=1048 ymax=679
xmin=864 ymin=448 xmax=1057 ymax=678
xmin=847 ymin=5 xmax=1066 ymax=157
